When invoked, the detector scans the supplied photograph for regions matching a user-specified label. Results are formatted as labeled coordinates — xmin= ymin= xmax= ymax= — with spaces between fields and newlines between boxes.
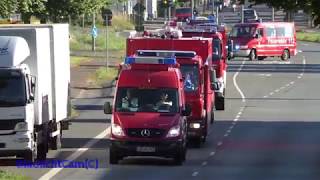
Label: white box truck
xmin=0 ymin=24 xmax=70 ymax=162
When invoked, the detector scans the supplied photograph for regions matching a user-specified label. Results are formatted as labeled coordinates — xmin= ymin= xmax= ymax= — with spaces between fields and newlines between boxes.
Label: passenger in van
xmin=184 ymin=72 xmax=195 ymax=91
xmin=122 ymin=89 xmax=138 ymax=110
xmin=156 ymin=92 xmax=172 ymax=111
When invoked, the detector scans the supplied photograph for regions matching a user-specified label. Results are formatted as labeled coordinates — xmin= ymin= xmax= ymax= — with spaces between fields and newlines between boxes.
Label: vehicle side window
xmin=266 ymin=27 xmax=275 ymax=37
xmin=275 ymin=27 xmax=285 ymax=37
xmin=257 ymin=28 xmax=263 ymax=37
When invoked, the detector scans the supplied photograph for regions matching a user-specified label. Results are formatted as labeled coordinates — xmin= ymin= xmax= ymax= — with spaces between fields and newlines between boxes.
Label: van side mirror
xmin=181 ymin=104 xmax=191 ymax=116
xmin=211 ymin=82 xmax=220 ymax=91
xmin=104 ymin=102 xmax=112 ymax=114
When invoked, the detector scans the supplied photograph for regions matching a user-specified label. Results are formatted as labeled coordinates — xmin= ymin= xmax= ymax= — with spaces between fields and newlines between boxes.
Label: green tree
xmin=0 ymin=0 xmax=17 ymax=18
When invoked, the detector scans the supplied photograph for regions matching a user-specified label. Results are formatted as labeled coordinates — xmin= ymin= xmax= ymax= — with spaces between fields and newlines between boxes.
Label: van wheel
xmin=210 ymin=108 xmax=215 ymax=124
xmin=281 ymin=49 xmax=290 ymax=61
xmin=249 ymin=49 xmax=256 ymax=61
xmin=173 ymin=145 xmax=186 ymax=165
xmin=109 ymin=146 xmax=121 ymax=164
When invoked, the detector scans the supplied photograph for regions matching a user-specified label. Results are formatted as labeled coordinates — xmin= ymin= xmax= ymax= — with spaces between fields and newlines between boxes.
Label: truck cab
xmin=182 ymin=23 xmax=228 ymax=110
xmin=104 ymin=56 xmax=190 ymax=165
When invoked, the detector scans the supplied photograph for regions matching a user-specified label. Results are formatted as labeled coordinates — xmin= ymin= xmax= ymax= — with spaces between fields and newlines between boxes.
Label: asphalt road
xmin=2 ymin=42 xmax=320 ymax=180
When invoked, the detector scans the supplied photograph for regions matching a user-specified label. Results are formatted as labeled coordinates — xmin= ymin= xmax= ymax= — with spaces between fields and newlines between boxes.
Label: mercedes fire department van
xmin=229 ymin=22 xmax=297 ymax=61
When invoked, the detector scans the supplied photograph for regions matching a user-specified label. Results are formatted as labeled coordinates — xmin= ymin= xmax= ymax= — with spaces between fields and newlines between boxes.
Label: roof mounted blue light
xmin=125 ymin=56 xmax=177 ymax=65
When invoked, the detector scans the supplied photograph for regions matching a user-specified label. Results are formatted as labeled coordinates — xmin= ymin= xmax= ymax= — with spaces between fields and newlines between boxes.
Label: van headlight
xmin=14 ymin=122 xmax=28 ymax=132
xmin=166 ymin=125 xmax=180 ymax=138
xmin=111 ymin=123 xmax=125 ymax=137
xmin=235 ymin=44 xmax=240 ymax=50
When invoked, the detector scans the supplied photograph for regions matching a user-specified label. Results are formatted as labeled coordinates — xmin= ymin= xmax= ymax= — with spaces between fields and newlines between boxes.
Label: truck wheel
xmin=281 ymin=49 xmax=290 ymax=61
xmin=109 ymin=146 xmax=120 ymax=164
xmin=37 ymin=143 xmax=47 ymax=160
xmin=249 ymin=49 xmax=256 ymax=61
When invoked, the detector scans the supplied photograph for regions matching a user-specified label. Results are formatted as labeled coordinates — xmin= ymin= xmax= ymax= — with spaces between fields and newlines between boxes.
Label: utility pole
xmin=92 ymin=13 xmax=96 ymax=52
xmin=191 ymin=0 xmax=194 ymax=19
xmin=105 ymin=14 xmax=109 ymax=70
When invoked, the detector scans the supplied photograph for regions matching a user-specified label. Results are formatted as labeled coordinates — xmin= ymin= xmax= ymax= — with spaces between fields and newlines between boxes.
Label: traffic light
xmin=163 ymin=0 xmax=167 ymax=6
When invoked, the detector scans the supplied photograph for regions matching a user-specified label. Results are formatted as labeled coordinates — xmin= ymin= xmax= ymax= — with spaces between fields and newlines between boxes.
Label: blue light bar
xmin=125 ymin=56 xmax=177 ymax=65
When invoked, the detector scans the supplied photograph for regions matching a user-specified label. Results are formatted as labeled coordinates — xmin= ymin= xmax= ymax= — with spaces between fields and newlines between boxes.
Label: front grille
xmin=0 ymin=119 xmax=24 ymax=130
xmin=126 ymin=128 xmax=166 ymax=138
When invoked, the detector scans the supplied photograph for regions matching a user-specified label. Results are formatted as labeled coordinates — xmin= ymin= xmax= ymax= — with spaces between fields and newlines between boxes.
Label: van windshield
xmin=180 ymin=64 xmax=199 ymax=92
xmin=230 ymin=26 xmax=256 ymax=37
xmin=115 ymin=88 xmax=179 ymax=113
xmin=0 ymin=70 xmax=26 ymax=107
xmin=176 ymin=8 xmax=192 ymax=15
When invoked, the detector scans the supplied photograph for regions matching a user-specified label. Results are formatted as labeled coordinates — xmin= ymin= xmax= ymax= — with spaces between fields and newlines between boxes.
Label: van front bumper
xmin=111 ymin=139 xmax=183 ymax=158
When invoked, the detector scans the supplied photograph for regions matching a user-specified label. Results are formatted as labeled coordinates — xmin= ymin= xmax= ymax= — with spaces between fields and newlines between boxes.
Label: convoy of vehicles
xmin=182 ymin=22 xmax=228 ymax=110
xmin=103 ymin=56 xmax=191 ymax=165
xmin=229 ymin=22 xmax=297 ymax=61
xmin=0 ymin=24 xmax=70 ymax=162
xmin=126 ymin=31 xmax=219 ymax=146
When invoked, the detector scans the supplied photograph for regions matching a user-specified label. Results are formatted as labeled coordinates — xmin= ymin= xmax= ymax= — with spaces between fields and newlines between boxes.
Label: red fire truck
xmin=228 ymin=22 xmax=297 ymax=61
xmin=104 ymin=56 xmax=191 ymax=165
xmin=127 ymin=33 xmax=217 ymax=146
xmin=182 ymin=23 xmax=228 ymax=110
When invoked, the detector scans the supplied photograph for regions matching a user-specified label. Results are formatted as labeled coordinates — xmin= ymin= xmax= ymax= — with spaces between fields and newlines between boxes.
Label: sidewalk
xmin=70 ymin=58 xmax=119 ymax=99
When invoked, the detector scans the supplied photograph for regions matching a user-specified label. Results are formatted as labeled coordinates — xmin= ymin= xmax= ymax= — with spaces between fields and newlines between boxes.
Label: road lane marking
xmin=39 ymin=126 xmax=110 ymax=180
xmin=233 ymin=60 xmax=246 ymax=102
xmin=217 ymin=141 xmax=223 ymax=146
xmin=210 ymin=151 xmax=216 ymax=156
xmin=192 ymin=172 xmax=199 ymax=177
xmin=201 ymin=161 xmax=208 ymax=166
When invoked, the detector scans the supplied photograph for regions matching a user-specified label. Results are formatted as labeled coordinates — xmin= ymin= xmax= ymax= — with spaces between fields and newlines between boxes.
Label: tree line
xmin=239 ymin=0 xmax=320 ymax=26
xmin=0 ymin=0 xmax=125 ymax=23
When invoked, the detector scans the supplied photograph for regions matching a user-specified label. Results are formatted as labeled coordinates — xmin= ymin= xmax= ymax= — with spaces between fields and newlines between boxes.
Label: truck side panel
xmin=50 ymin=24 xmax=70 ymax=122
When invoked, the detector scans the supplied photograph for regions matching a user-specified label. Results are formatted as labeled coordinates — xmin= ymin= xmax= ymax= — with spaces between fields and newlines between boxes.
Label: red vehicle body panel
xmin=230 ymin=22 xmax=297 ymax=59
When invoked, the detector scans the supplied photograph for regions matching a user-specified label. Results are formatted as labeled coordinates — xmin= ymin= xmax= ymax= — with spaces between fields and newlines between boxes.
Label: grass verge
xmin=0 ymin=170 xmax=30 ymax=180
xmin=70 ymin=15 xmax=133 ymax=51
xmin=70 ymin=56 xmax=91 ymax=67
xmin=92 ymin=67 xmax=118 ymax=86
xmin=297 ymin=32 xmax=320 ymax=42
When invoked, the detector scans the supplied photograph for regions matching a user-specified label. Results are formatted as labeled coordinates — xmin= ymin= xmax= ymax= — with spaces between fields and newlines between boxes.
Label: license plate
xmin=136 ymin=146 xmax=156 ymax=152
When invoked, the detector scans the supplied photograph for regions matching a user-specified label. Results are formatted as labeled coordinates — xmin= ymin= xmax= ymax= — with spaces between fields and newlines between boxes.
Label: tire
xmin=281 ymin=49 xmax=290 ymax=61
xmin=37 ymin=143 xmax=47 ymax=161
xmin=109 ymin=146 xmax=120 ymax=164
xmin=215 ymin=96 xmax=225 ymax=110
xmin=191 ymin=137 xmax=202 ymax=148
xmin=249 ymin=49 xmax=256 ymax=61
xmin=173 ymin=145 xmax=186 ymax=165
xmin=210 ymin=108 xmax=215 ymax=124
xmin=258 ymin=56 xmax=266 ymax=61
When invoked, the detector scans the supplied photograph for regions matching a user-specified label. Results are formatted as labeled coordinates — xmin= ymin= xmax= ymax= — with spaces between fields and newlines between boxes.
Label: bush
xmin=111 ymin=15 xmax=134 ymax=32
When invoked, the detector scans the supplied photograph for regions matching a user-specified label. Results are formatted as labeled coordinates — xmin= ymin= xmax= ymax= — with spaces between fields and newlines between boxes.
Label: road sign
xmin=91 ymin=26 xmax=98 ymax=38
